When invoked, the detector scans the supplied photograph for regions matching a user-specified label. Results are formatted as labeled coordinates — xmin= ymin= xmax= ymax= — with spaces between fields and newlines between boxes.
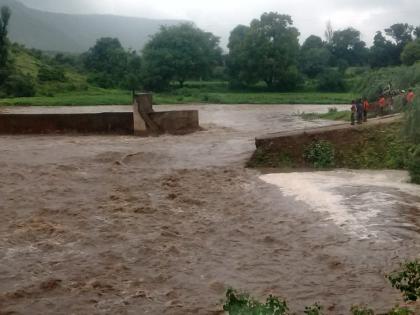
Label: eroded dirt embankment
xmin=252 ymin=114 xmax=402 ymax=167
xmin=0 ymin=105 xmax=419 ymax=315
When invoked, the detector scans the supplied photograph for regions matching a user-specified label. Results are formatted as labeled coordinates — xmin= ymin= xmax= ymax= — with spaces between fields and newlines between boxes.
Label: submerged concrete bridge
xmin=0 ymin=93 xmax=199 ymax=135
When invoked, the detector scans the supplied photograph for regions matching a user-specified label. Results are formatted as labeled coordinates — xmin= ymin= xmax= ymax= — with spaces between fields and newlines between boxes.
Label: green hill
xmin=0 ymin=0 xmax=184 ymax=53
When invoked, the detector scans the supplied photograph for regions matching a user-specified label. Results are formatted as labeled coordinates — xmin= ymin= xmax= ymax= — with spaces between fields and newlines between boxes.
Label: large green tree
xmin=84 ymin=37 xmax=131 ymax=88
xmin=0 ymin=6 xmax=11 ymax=86
xmin=226 ymin=25 xmax=258 ymax=87
xmin=227 ymin=12 xmax=300 ymax=90
xmin=385 ymin=23 xmax=416 ymax=65
xmin=369 ymin=31 xmax=399 ymax=68
xmin=299 ymin=35 xmax=331 ymax=78
xmin=142 ymin=23 xmax=222 ymax=90
xmin=401 ymin=39 xmax=420 ymax=65
xmin=329 ymin=27 xmax=369 ymax=67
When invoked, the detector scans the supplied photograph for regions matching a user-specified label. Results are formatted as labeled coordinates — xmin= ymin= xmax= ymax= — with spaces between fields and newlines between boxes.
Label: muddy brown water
xmin=0 ymin=104 xmax=419 ymax=315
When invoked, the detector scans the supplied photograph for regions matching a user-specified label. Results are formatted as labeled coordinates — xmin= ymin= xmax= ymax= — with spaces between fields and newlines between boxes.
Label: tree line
xmin=1 ymin=7 xmax=420 ymax=97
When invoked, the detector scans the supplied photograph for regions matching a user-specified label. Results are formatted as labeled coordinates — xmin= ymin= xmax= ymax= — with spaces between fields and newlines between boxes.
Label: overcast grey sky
xmin=19 ymin=0 xmax=420 ymax=46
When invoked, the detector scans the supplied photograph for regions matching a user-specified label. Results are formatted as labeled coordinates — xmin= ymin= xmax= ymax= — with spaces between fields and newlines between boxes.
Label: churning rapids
xmin=0 ymin=104 xmax=419 ymax=314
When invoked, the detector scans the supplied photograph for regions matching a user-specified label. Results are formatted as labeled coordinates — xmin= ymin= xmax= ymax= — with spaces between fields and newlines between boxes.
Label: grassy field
xmin=0 ymin=89 xmax=357 ymax=106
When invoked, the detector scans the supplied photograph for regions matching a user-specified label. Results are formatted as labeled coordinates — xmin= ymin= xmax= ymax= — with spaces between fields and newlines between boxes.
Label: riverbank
xmin=0 ymin=90 xmax=356 ymax=106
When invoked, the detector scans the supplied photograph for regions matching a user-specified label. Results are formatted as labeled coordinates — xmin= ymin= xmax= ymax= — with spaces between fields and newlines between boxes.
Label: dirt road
xmin=0 ymin=105 xmax=419 ymax=314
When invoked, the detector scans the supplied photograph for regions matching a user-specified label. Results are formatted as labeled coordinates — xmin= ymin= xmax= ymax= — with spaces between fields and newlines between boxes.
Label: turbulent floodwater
xmin=0 ymin=104 xmax=419 ymax=315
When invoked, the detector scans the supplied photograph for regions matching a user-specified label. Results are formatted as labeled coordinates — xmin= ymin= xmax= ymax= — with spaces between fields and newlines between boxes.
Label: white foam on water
xmin=260 ymin=170 xmax=420 ymax=239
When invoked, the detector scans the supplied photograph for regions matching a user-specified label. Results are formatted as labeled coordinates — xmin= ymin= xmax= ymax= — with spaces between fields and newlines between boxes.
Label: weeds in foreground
xmin=303 ymin=140 xmax=335 ymax=168
xmin=223 ymin=260 xmax=420 ymax=315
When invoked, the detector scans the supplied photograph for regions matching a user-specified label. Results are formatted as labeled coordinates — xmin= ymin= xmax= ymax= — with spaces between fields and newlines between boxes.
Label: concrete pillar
xmin=132 ymin=92 xmax=160 ymax=136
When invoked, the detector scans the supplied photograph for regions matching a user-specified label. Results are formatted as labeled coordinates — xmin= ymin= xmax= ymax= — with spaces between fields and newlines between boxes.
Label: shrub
xmin=388 ymin=260 xmax=420 ymax=301
xmin=4 ymin=73 xmax=36 ymax=97
xmin=223 ymin=288 xmax=289 ymax=315
xmin=37 ymin=65 xmax=66 ymax=82
xmin=303 ymin=140 xmax=335 ymax=168
xmin=350 ymin=306 xmax=374 ymax=315
xmin=304 ymin=303 xmax=324 ymax=315
xmin=388 ymin=306 xmax=414 ymax=315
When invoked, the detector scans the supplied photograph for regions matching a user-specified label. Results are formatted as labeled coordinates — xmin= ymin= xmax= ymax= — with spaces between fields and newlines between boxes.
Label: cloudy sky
xmin=19 ymin=0 xmax=420 ymax=46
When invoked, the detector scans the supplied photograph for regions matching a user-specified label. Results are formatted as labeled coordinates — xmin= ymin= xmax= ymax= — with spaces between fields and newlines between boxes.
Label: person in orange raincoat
xmin=407 ymin=89 xmax=415 ymax=104
xmin=363 ymin=98 xmax=369 ymax=122
xmin=378 ymin=95 xmax=386 ymax=116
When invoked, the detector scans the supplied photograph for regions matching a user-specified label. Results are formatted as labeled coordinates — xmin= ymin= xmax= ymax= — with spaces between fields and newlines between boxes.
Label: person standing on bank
xmin=407 ymin=89 xmax=416 ymax=104
xmin=350 ymin=100 xmax=356 ymax=125
xmin=363 ymin=98 xmax=369 ymax=122
xmin=378 ymin=95 xmax=386 ymax=116
xmin=356 ymin=99 xmax=363 ymax=124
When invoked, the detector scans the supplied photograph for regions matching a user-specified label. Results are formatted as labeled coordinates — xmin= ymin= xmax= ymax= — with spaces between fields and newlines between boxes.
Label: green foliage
xmin=4 ymin=73 xmax=36 ymax=97
xmin=223 ymin=289 xmax=289 ymax=315
xmin=354 ymin=63 xmax=420 ymax=101
xmin=388 ymin=306 xmax=414 ymax=315
xmin=388 ymin=260 xmax=420 ymax=301
xmin=407 ymin=145 xmax=420 ymax=184
xmin=300 ymin=47 xmax=331 ymax=79
xmin=142 ymin=23 xmax=222 ymax=91
xmin=403 ymin=96 xmax=420 ymax=144
xmin=401 ymin=40 xmax=420 ymax=66
xmin=226 ymin=12 xmax=301 ymax=90
xmin=37 ymin=65 xmax=66 ymax=82
xmin=84 ymin=37 xmax=131 ymax=88
xmin=369 ymin=31 xmax=399 ymax=68
xmin=0 ymin=5 xmax=11 ymax=67
xmin=303 ymin=140 xmax=335 ymax=168
xmin=304 ymin=303 xmax=324 ymax=315
xmin=329 ymin=27 xmax=369 ymax=67
xmin=317 ymin=68 xmax=346 ymax=92
xmin=350 ymin=306 xmax=374 ymax=315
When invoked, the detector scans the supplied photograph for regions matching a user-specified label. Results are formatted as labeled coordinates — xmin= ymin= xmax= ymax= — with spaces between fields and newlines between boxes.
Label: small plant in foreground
xmin=350 ymin=305 xmax=375 ymax=315
xmin=388 ymin=306 xmax=414 ymax=315
xmin=388 ymin=260 xmax=420 ymax=301
xmin=304 ymin=303 xmax=324 ymax=315
xmin=303 ymin=140 xmax=335 ymax=168
xmin=223 ymin=288 xmax=289 ymax=315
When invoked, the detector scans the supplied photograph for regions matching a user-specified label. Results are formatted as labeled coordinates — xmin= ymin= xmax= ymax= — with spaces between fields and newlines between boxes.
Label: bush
xmin=223 ymin=288 xmax=289 ymax=315
xmin=37 ymin=65 xmax=66 ymax=82
xmin=350 ymin=306 xmax=374 ymax=315
xmin=317 ymin=68 xmax=346 ymax=92
xmin=388 ymin=260 xmax=420 ymax=301
xmin=303 ymin=140 xmax=335 ymax=168
xmin=388 ymin=306 xmax=414 ymax=315
xmin=4 ymin=73 xmax=36 ymax=97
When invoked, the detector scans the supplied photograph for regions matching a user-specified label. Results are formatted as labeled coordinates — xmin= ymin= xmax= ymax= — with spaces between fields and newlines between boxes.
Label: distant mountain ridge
xmin=0 ymin=0 xmax=184 ymax=53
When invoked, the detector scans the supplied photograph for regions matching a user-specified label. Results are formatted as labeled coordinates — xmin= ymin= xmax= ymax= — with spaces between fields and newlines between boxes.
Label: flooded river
xmin=0 ymin=104 xmax=419 ymax=314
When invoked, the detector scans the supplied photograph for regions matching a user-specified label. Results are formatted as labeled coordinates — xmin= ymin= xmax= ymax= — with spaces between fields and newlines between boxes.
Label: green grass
xmin=0 ymin=90 xmax=356 ymax=106
xmin=0 ymin=89 xmax=131 ymax=106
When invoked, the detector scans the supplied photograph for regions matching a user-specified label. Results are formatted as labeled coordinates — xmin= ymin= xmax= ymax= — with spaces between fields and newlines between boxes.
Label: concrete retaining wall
xmin=0 ymin=110 xmax=200 ymax=135
xmin=0 ymin=112 xmax=134 ymax=134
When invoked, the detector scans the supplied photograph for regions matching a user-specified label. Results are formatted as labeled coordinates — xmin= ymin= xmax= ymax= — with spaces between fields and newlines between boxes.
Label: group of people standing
xmin=350 ymin=89 xmax=416 ymax=126
xmin=350 ymin=98 xmax=370 ymax=125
